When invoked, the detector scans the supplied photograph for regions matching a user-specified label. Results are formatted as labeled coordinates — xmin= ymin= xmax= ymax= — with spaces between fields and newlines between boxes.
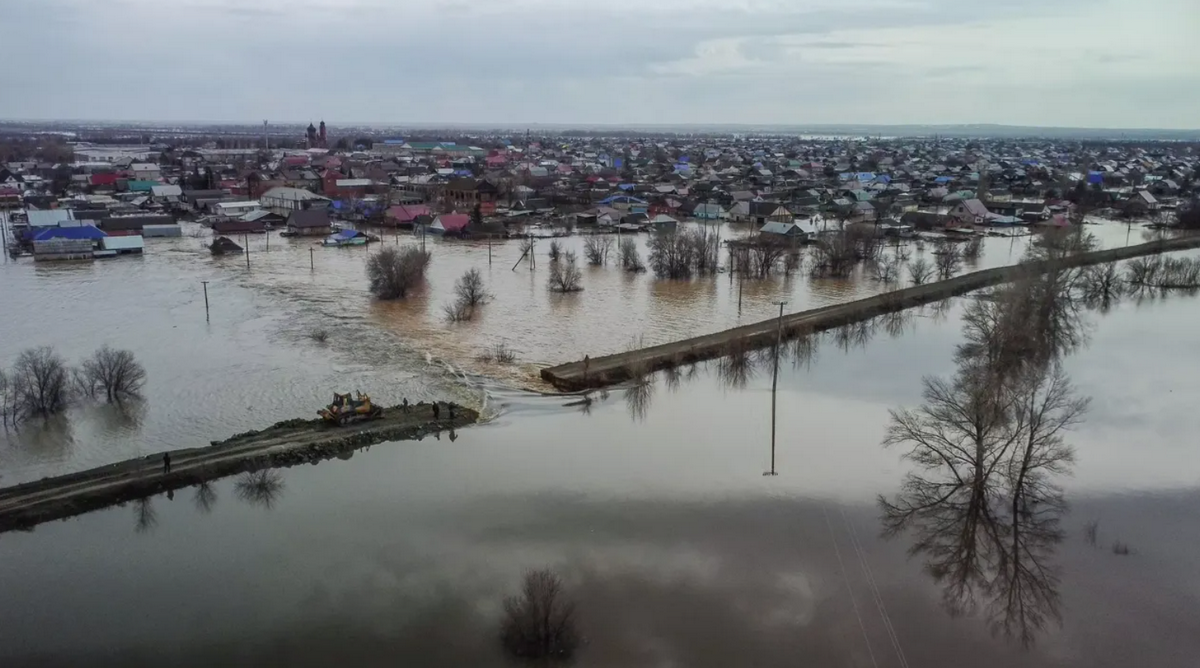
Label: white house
xmin=130 ymin=163 xmax=161 ymax=181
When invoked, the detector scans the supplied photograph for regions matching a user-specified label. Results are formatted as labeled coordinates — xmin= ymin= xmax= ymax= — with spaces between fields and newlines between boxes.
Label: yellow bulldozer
xmin=319 ymin=392 xmax=384 ymax=426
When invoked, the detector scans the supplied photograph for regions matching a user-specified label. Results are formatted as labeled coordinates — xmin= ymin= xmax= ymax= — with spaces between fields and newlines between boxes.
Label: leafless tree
xmin=12 ymin=346 xmax=73 ymax=417
xmin=872 ymin=255 xmax=902 ymax=284
xmin=934 ymin=243 xmax=963 ymax=280
xmin=133 ymin=497 xmax=157 ymax=533
xmin=548 ymin=250 xmax=583 ymax=293
xmin=445 ymin=268 xmax=492 ymax=322
xmin=500 ymin=569 xmax=580 ymax=662
xmin=1079 ymin=262 xmax=1125 ymax=307
xmin=618 ymin=237 xmax=645 ymax=272
xmin=583 ymin=235 xmax=614 ymax=266
xmin=746 ymin=239 xmax=787 ymax=279
xmin=547 ymin=239 xmax=562 ymax=263
xmin=193 ymin=481 xmax=217 ymax=513
xmin=962 ymin=235 xmax=984 ymax=260
xmin=908 ymin=257 xmax=935 ymax=285
xmin=81 ymin=346 xmax=146 ymax=403
xmin=1126 ymin=256 xmax=1200 ymax=290
xmin=235 ymin=469 xmax=285 ymax=509
xmin=0 ymin=369 xmax=18 ymax=427
xmin=366 ymin=246 xmax=431 ymax=299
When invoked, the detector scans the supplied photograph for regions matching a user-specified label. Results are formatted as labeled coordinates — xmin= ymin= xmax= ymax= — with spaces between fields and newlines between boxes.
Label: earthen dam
xmin=541 ymin=235 xmax=1200 ymax=391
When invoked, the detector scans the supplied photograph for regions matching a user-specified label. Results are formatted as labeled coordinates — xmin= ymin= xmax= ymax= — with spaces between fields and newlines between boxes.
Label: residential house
xmin=949 ymin=199 xmax=992 ymax=226
xmin=760 ymin=220 xmax=816 ymax=241
xmin=385 ymin=204 xmax=431 ymax=228
xmin=130 ymin=163 xmax=161 ymax=181
xmin=99 ymin=214 xmax=175 ymax=236
xmin=728 ymin=200 xmax=791 ymax=224
xmin=286 ymin=209 xmax=333 ymax=236
xmin=214 ymin=218 xmax=267 ymax=235
xmin=429 ymin=213 xmax=470 ymax=236
xmin=444 ymin=178 xmax=499 ymax=215
xmin=261 ymin=187 xmax=330 ymax=215
xmin=648 ymin=214 xmax=679 ymax=233
xmin=32 ymin=225 xmax=107 ymax=261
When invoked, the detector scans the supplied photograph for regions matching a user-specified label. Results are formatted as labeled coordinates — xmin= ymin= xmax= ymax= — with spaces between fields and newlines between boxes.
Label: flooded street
xmin=1 ymin=225 xmax=1200 ymax=666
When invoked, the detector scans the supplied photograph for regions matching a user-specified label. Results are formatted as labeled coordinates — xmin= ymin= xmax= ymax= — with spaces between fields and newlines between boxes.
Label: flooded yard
xmin=1 ymin=231 xmax=1199 ymax=666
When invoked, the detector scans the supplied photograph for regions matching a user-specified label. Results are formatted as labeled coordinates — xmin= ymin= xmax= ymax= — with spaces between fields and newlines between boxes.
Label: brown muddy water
xmin=1 ymin=222 xmax=1198 ymax=667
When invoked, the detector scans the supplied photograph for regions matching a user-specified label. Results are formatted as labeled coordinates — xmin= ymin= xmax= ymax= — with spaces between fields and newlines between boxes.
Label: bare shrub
xmin=490 ymin=342 xmax=516 ymax=364
xmin=907 ymin=257 xmax=934 ymax=285
xmin=746 ymin=239 xmax=787 ymax=279
xmin=81 ymin=346 xmax=147 ymax=403
xmin=1080 ymin=263 xmax=1125 ymax=306
xmin=500 ymin=569 xmax=580 ymax=662
xmin=445 ymin=268 xmax=492 ymax=322
xmin=0 ymin=369 xmax=18 ymax=427
xmin=1111 ymin=541 xmax=1131 ymax=556
xmin=548 ymin=239 xmax=562 ymax=263
xmin=872 ymin=256 xmax=902 ymax=284
xmin=583 ymin=235 xmax=614 ymax=266
xmin=13 ymin=346 xmax=73 ymax=417
xmin=618 ymin=237 xmax=644 ymax=272
xmin=1084 ymin=520 xmax=1099 ymax=546
xmin=809 ymin=228 xmax=877 ymax=278
xmin=308 ymin=329 xmax=330 ymax=343
xmin=1127 ymin=256 xmax=1200 ymax=290
xmin=548 ymin=250 xmax=583 ymax=293
xmin=1026 ymin=227 xmax=1097 ymax=263
xmin=478 ymin=341 xmax=516 ymax=364
xmin=934 ymin=243 xmax=963 ymax=280
xmin=367 ymin=246 xmax=431 ymax=299
xmin=962 ymin=235 xmax=984 ymax=260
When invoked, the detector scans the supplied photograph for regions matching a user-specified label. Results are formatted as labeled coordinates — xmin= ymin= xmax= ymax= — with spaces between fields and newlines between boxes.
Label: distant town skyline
xmin=5 ymin=0 xmax=1197 ymax=130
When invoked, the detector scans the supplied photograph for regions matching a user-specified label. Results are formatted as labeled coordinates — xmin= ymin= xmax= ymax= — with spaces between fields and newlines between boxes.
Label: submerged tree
xmin=366 ymin=246 xmax=432 ymax=299
xmin=548 ymin=250 xmax=583 ymax=293
xmin=12 ymin=346 xmax=72 ymax=418
xmin=500 ymin=569 xmax=581 ymax=662
xmin=583 ymin=235 xmax=614 ymax=266
xmin=80 ymin=346 xmax=147 ymax=403
xmin=445 ymin=267 xmax=492 ymax=322
xmin=619 ymin=237 xmax=645 ymax=272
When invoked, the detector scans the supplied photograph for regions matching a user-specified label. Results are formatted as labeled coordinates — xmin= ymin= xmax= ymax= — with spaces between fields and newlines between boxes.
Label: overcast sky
xmin=4 ymin=0 xmax=1197 ymax=128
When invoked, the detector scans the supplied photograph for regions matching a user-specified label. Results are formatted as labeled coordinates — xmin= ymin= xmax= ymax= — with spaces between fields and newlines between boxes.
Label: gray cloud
xmin=1 ymin=0 xmax=1195 ymax=127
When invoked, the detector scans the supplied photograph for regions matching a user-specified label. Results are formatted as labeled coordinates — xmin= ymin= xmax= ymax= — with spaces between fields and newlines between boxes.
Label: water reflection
xmin=193 ymin=481 xmax=217 ymax=514
xmin=234 ymin=470 xmax=286 ymax=509
xmin=624 ymin=376 xmax=655 ymax=422
xmin=133 ymin=497 xmax=157 ymax=534
xmin=881 ymin=264 xmax=1093 ymax=647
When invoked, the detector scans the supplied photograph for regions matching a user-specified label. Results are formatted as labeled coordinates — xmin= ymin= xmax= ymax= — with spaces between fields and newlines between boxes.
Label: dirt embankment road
xmin=0 ymin=403 xmax=477 ymax=534
xmin=542 ymin=235 xmax=1200 ymax=391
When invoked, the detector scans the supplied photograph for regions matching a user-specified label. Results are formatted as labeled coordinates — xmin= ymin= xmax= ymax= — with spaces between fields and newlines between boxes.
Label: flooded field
xmin=1 ymin=230 xmax=1199 ymax=666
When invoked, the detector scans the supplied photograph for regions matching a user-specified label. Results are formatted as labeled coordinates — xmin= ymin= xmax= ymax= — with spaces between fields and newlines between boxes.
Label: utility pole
xmin=201 ymin=281 xmax=210 ymax=321
xmin=309 ymin=247 xmax=315 ymax=270
xmin=764 ymin=300 xmax=787 ymax=477
xmin=244 ymin=233 xmax=250 ymax=269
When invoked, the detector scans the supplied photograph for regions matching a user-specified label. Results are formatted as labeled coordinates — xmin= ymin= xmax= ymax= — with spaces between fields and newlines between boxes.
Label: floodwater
xmin=1 ymin=221 xmax=1198 ymax=666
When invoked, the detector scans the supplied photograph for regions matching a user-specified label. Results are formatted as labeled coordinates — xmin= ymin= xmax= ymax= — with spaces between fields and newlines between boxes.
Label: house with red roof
xmin=385 ymin=204 xmax=431 ymax=227
xmin=429 ymin=213 xmax=469 ymax=236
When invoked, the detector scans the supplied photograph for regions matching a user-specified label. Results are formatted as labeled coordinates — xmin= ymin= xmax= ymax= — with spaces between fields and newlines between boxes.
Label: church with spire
xmin=306 ymin=120 xmax=328 ymax=149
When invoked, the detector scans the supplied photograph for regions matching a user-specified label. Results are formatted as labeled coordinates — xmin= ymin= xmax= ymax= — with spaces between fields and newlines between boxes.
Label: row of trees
xmin=0 ymin=346 xmax=145 ymax=426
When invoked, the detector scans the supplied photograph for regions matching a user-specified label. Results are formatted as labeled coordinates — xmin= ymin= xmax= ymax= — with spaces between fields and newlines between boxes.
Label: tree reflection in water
xmin=193 ymin=481 xmax=217 ymax=514
xmin=881 ymin=268 xmax=1091 ymax=647
xmin=235 ymin=470 xmax=286 ymax=509
xmin=624 ymin=375 xmax=655 ymax=422
xmin=133 ymin=496 xmax=157 ymax=534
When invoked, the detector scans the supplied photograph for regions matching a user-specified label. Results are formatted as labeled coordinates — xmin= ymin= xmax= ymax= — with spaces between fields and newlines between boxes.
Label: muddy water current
xmin=0 ymin=221 xmax=1196 ymax=666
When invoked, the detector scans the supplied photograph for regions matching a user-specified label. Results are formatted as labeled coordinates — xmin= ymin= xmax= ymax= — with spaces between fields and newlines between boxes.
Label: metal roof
xmin=27 ymin=209 xmax=75 ymax=227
